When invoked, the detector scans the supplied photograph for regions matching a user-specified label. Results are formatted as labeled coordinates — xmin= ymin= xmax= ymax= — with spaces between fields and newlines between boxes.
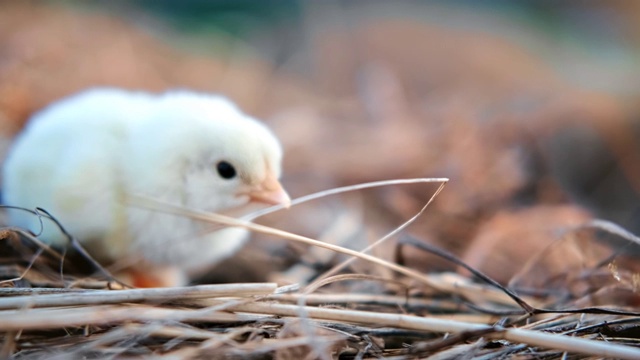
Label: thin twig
xmin=0 ymin=283 xmax=277 ymax=310
xmin=217 ymin=301 xmax=640 ymax=360
xmin=305 ymin=181 xmax=448 ymax=294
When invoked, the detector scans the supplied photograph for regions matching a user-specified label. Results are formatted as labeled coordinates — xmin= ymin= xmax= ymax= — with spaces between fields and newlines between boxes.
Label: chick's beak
xmin=245 ymin=173 xmax=291 ymax=208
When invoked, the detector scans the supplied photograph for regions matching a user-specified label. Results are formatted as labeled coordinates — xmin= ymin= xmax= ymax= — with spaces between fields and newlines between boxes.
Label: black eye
xmin=216 ymin=161 xmax=237 ymax=179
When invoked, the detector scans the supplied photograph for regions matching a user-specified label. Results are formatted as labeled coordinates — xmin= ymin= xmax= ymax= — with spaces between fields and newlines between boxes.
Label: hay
xmin=2 ymin=180 xmax=640 ymax=359
xmin=2 ymin=253 xmax=640 ymax=359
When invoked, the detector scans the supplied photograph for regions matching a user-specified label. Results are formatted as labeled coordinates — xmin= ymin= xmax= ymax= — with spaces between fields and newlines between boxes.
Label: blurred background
xmin=1 ymin=0 xmax=640 ymax=285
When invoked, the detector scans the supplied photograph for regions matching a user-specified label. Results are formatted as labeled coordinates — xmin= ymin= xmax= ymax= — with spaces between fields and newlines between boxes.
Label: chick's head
xmin=125 ymin=91 xmax=289 ymax=215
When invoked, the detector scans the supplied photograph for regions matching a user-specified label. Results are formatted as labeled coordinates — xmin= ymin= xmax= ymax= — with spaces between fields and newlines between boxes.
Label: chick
xmin=2 ymin=88 xmax=290 ymax=287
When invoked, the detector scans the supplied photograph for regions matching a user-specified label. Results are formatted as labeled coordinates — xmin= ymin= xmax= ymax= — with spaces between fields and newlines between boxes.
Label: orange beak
xmin=245 ymin=173 xmax=291 ymax=208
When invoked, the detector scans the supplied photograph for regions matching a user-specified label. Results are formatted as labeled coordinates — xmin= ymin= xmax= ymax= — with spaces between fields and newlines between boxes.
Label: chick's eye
xmin=216 ymin=161 xmax=237 ymax=179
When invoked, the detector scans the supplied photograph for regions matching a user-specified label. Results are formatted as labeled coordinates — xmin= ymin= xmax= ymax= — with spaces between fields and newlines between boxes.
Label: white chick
xmin=2 ymin=88 xmax=290 ymax=287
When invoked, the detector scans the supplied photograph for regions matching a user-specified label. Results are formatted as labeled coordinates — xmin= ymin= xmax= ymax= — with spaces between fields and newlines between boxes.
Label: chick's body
xmin=2 ymin=88 xmax=289 ymax=287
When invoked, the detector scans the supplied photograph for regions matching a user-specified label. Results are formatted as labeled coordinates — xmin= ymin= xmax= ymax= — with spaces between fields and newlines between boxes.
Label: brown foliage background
xmin=1 ymin=1 xmax=640 ymax=286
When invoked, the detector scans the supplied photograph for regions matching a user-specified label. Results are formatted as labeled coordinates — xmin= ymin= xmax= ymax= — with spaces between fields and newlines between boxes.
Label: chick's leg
xmin=117 ymin=265 xmax=188 ymax=288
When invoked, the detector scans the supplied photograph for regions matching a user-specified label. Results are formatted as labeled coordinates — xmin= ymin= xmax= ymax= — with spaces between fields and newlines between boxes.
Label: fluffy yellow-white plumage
xmin=2 ymin=88 xmax=290 ymax=287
